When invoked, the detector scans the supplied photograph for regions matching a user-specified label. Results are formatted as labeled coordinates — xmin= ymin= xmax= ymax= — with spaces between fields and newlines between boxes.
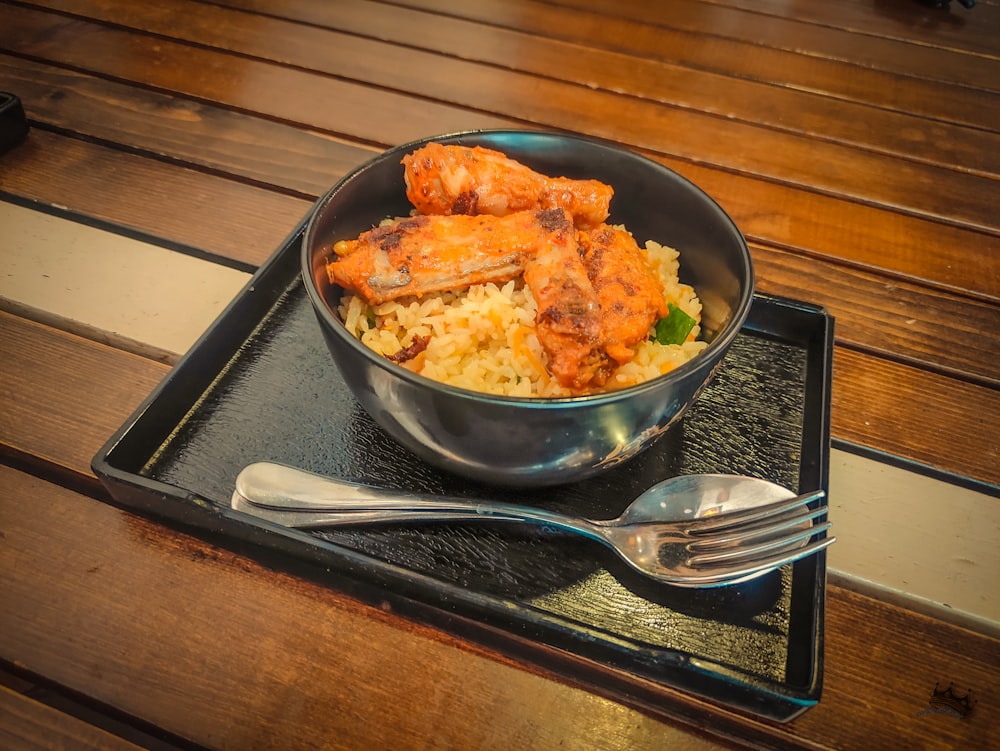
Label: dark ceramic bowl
xmin=302 ymin=130 xmax=753 ymax=487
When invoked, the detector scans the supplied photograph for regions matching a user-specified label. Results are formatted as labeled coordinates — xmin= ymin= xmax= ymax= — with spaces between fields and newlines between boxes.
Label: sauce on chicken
xmin=402 ymin=142 xmax=613 ymax=229
xmin=578 ymin=225 xmax=669 ymax=369
xmin=522 ymin=211 xmax=605 ymax=390
xmin=328 ymin=210 xmax=559 ymax=305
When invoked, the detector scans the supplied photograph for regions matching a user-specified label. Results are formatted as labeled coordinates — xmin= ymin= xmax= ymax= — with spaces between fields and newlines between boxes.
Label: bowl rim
xmin=301 ymin=128 xmax=754 ymax=406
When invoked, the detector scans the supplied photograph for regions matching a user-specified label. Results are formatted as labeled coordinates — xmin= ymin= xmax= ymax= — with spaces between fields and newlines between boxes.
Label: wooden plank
xmin=534 ymin=0 xmax=1000 ymax=89
xmin=6 ymin=54 xmax=998 ymax=302
xmin=0 ymin=130 xmax=311 ymax=268
xmin=0 ymin=312 xmax=169 ymax=476
xmin=0 ymin=466 xmax=735 ymax=751
xmin=0 ymin=54 xmax=378 ymax=198
xmin=751 ymin=245 xmax=1000 ymax=387
xmin=6 ymin=295 xmax=1000 ymax=634
xmin=0 ymin=3 xmax=519 ymax=145
xmin=1 ymin=200 xmax=251 ymax=359
xmin=1 ymin=3 xmax=996 ymax=750
xmin=56 ymin=0 xmax=1000 ymax=177
xmin=802 ymin=585 xmax=999 ymax=750
xmin=702 ymin=0 xmax=1000 ymax=58
xmin=831 ymin=348 xmax=1000 ymax=485
xmin=1 ymin=466 xmax=997 ymax=750
xmin=662 ymin=156 xmax=1000 ymax=305
xmin=4 ymin=3 xmax=1000 ymax=233
xmin=393 ymin=0 xmax=1000 ymax=101
xmin=0 ymin=686 xmax=147 ymax=751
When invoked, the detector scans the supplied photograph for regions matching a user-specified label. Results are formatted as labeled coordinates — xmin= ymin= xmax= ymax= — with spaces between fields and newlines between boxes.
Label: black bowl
xmin=302 ymin=130 xmax=753 ymax=487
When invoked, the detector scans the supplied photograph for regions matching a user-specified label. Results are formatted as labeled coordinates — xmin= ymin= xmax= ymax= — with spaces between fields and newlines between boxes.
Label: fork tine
xmin=687 ymin=489 xmax=825 ymax=534
xmin=688 ymin=505 xmax=830 ymax=551
xmin=688 ymin=521 xmax=832 ymax=568
xmin=683 ymin=536 xmax=837 ymax=586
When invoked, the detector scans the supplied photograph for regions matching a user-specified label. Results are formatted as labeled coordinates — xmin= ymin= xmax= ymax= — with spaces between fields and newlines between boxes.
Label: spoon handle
xmin=232 ymin=462 xmax=604 ymax=539
xmin=231 ymin=495 xmax=511 ymax=529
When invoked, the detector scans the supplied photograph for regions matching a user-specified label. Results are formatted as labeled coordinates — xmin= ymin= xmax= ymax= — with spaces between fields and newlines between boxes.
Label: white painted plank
xmin=1 ymin=202 xmax=250 ymax=357
xmin=828 ymin=451 xmax=999 ymax=634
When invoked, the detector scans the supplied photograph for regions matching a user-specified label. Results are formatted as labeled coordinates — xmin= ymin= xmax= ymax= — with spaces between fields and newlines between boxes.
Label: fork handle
xmin=233 ymin=462 xmax=603 ymax=538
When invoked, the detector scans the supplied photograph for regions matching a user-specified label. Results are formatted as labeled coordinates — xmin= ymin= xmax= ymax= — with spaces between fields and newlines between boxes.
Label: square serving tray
xmin=93 ymin=221 xmax=834 ymax=724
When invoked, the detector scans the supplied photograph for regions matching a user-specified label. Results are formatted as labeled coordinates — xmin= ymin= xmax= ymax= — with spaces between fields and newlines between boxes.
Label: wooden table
xmin=1 ymin=1 xmax=998 ymax=748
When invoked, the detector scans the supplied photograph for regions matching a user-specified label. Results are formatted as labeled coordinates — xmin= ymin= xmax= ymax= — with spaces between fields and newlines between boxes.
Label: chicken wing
xmin=579 ymin=225 xmax=668 ymax=366
xmin=522 ymin=212 xmax=607 ymax=390
xmin=526 ymin=224 xmax=669 ymax=390
xmin=402 ymin=143 xmax=613 ymax=228
xmin=328 ymin=209 xmax=570 ymax=305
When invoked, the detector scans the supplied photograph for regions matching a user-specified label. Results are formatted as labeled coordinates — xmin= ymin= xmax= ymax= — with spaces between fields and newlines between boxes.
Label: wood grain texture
xmin=394 ymin=0 xmax=1000 ymax=104
xmin=0 ymin=130 xmax=310 ymax=268
xmin=677 ymin=160 xmax=1000 ymax=305
xmin=1 ymin=0 xmax=999 ymax=746
xmin=5 ymin=53 xmax=998 ymax=302
xmin=539 ymin=0 xmax=1000 ymax=87
xmin=2 ymin=299 xmax=996 ymax=516
xmin=0 ymin=686 xmax=147 ymax=751
xmin=700 ymin=0 xmax=1000 ymax=59
xmin=4 ymin=2 xmax=1000 ymax=234
xmin=751 ymin=245 xmax=999 ymax=386
xmin=2 ymin=466 xmax=997 ymax=750
xmin=0 ymin=312 xmax=169 ymax=475
xmin=0 ymin=54 xmax=378 ymax=198
xmin=4 ymin=130 xmax=995 ymax=379
xmin=831 ymin=348 xmax=1000 ymax=484
xmin=0 ymin=467 xmax=737 ymax=751
xmin=0 ymin=55 xmax=377 ymax=197
xmin=0 ymin=3 xmax=519 ymax=144
xmin=1 ymin=131 xmax=996 ymax=484
xmin=34 ymin=0 xmax=1000 ymax=177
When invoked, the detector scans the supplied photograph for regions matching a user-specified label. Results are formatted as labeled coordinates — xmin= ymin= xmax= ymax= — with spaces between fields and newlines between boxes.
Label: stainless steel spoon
xmin=232 ymin=461 xmax=835 ymax=588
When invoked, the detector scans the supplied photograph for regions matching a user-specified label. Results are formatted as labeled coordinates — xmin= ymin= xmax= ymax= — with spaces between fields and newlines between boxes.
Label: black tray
xmin=93 ymin=221 xmax=833 ymax=724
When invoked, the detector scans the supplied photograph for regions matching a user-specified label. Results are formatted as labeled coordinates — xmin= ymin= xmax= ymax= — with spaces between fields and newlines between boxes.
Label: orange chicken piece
xmin=579 ymin=225 xmax=668 ymax=366
xmin=402 ymin=143 xmax=613 ymax=228
xmin=522 ymin=213 xmax=606 ymax=390
xmin=328 ymin=209 xmax=572 ymax=305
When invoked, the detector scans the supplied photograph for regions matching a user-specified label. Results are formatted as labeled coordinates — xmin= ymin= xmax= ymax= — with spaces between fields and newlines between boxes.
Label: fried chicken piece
xmin=579 ymin=225 xmax=668 ymax=366
xmin=522 ymin=211 xmax=606 ymax=390
xmin=402 ymin=143 xmax=613 ymax=228
xmin=327 ymin=209 xmax=571 ymax=305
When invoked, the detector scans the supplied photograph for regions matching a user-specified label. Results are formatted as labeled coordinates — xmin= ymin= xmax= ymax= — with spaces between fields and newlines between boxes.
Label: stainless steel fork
xmin=232 ymin=462 xmax=835 ymax=588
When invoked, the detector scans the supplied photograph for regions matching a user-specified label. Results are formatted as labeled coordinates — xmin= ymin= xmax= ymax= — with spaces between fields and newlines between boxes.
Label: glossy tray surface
xmin=94 ymin=225 xmax=833 ymax=723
